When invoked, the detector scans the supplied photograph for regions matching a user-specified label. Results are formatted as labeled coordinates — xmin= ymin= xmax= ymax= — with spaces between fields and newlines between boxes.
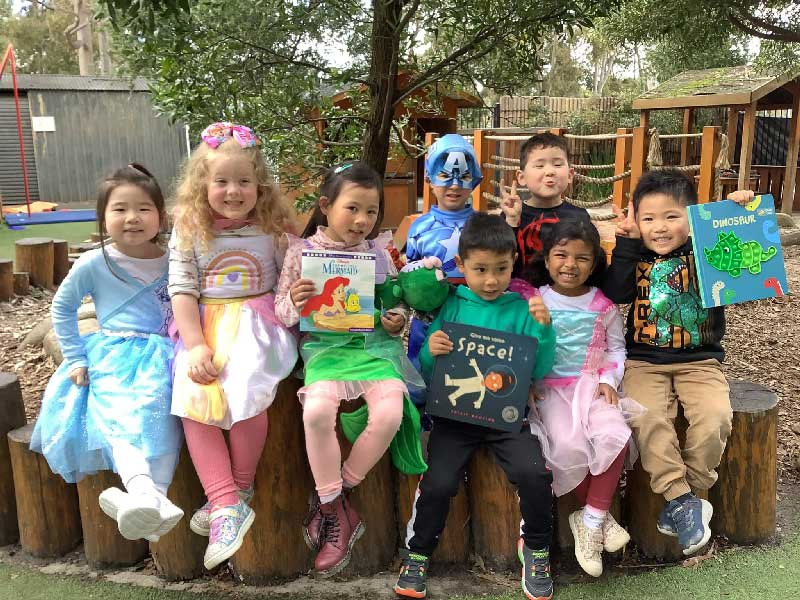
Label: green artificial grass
xmin=0 ymin=222 xmax=98 ymax=262
xmin=1 ymin=534 xmax=799 ymax=600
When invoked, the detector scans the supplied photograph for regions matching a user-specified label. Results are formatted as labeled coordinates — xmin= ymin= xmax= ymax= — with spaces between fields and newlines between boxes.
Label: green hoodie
xmin=420 ymin=285 xmax=556 ymax=382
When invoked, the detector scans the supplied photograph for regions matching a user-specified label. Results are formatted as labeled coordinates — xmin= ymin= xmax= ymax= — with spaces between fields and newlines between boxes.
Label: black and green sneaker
xmin=520 ymin=543 xmax=553 ymax=600
xmin=394 ymin=549 xmax=429 ymax=598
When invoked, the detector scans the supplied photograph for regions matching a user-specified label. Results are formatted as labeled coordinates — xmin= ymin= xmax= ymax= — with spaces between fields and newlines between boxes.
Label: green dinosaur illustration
xmin=649 ymin=259 xmax=706 ymax=347
xmin=703 ymin=231 xmax=777 ymax=277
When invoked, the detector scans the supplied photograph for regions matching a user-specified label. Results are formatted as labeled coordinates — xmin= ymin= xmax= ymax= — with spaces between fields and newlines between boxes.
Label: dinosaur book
xmin=427 ymin=322 xmax=536 ymax=432
xmin=300 ymin=250 xmax=376 ymax=333
xmin=687 ymin=195 xmax=789 ymax=308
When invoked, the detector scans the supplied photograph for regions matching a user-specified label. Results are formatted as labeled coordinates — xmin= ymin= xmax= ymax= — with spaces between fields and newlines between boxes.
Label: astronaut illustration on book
xmin=444 ymin=359 xmax=515 ymax=409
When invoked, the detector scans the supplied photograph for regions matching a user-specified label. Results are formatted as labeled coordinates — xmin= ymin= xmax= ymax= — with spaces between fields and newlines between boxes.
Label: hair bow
xmin=200 ymin=122 xmax=260 ymax=149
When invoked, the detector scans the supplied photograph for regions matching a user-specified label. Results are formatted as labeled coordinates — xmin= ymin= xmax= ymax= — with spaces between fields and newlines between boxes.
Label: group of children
xmin=29 ymin=122 xmax=751 ymax=600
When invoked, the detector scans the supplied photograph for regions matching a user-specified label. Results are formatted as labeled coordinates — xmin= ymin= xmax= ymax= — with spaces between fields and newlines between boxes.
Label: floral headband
xmin=200 ymin=122 xmax=260 ymax=149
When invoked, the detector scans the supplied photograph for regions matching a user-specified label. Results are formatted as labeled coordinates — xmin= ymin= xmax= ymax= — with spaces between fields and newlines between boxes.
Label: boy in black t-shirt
xmin=500 ymin=132 xmax=592 ymax=277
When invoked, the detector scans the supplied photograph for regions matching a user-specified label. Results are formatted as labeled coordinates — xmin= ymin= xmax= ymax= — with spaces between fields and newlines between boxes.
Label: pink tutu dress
xmin=528 ymin=285 xmax=643 ymax=497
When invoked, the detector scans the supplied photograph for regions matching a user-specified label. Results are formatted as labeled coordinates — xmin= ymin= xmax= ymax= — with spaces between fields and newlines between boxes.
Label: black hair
xmin=458 ymin=212 xmax=517 ymax=260
xmin=97 ymin=162 xmax=166 ymax=280
xmin=632 ymin=169 xmax=698 ymax=212
xmin=523 ymin=218 xmax=607 ymax=288
xmin=519 ymin=132 xmax=570 ymax=170
xmin=301 ymin=162 xmax=385 ymax=238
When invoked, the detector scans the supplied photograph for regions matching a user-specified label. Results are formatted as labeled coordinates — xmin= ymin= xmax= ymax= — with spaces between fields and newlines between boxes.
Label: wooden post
xmin=77 ymin=470 xmax=150 ymax=568
xmin=150 ymin=446 xmax=206 ymax=581
xmin=472 ymin=129 xmax=490 ymax=212
xmin=710 ymin=380 xmax=778 ymax=544
xmin=52 ymin=239 xmax=70 ymax=285
xmin=0 ymin=373 xmax=26 ymax=545
xmin=726 ymin=106 xmax=741 ymax=164
xmin=781 ymin=86 xmax=800 ymax=214
xmin=468 ymin=446 xmax=520 ymax=570
xmin=629 ymin=126 xmax=649 ymax=198
xmin=639 ymin=110 xmax=650 ymax=130
xmin=231 ymin=378 xmax=315 ymax=582
xmin=612 ymin=128 xmax=633 ymax=210
xmin=8 ymin=424 xmax=82 ymax=557
xmin=738 ymin=102 xmax=757 ymax=190
xmin=422 ymin=132 xmax=439 ymax=213
xmin=15 ymin=238 xmax=54 ymax=289
xmin=13 ymin=272 xmax=29 ymax=296
xmin=0 ymin=259 xmax=12 ymax=301
xmin=697 ymin=126 xmax=722 ymax=203
xmin=680 ymin=109 xmax=694 ymax=166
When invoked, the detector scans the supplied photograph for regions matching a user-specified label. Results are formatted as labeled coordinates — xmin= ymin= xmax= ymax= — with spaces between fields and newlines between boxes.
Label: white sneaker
xmin=98 ymin=487 xmax=160 ymax=542
xmin=569 ymin=509 xmax=604 ymax=577
xmin=98 ymin=487 xmax=161 ymax=541
xmin=152 ymin=494 xmax=184 ymax=538
xmin=602 ymin=513 xmax=631 ymax=553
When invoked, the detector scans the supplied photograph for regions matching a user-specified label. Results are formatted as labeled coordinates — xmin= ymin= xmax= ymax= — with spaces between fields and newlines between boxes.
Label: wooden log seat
xmin=15 ymin=238 xmax=54 ymax=290
xmin=0 ymin=372 xmax=27 ymax=545
xmin=709 ymin=379 xmax=778 ymax=544
xmin=0 ymin=260 xmax=12 ymax=302
xmin=8 ymin=424 xmax=82 ymax=557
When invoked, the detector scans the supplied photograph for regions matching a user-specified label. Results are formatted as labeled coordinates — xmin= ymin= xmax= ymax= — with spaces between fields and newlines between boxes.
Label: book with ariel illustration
xmin=300 ymin=250 xmax=376 ymax=333
xmin=687 ymin=194 xmax=789 ymax=308
xmin=427 ymin=322 xmax=536 ymax=432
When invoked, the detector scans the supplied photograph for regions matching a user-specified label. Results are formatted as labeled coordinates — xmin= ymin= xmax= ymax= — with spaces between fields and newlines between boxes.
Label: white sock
xmin=583 ymin=505 xmax=606 ymax=530
xmin=320 ymin=490 xmax=341 ymax=504
xmin=125 ymin=474 xmax=159 ymax=498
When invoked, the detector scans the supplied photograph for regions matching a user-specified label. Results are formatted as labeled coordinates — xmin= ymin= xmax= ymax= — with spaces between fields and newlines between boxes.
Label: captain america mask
xmin=424 ymin=134 xmax=483 ymax=191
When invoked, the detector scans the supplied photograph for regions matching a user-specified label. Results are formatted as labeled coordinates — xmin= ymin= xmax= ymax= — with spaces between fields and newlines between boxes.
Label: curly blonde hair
xmin=172 ymin=137 xmax=294 ymax=252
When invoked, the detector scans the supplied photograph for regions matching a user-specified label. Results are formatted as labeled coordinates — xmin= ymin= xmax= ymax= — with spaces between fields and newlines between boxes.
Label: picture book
xmin=687 ymin=194 xmax=789 ymax=308
xmin=300 ymin=250 xmax=376 ymax=333
xmin=427 ymin=322 xmax=536 ymax=432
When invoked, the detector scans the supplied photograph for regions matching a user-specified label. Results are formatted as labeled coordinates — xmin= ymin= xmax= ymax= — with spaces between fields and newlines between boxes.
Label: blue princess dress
xmin=30 ymin=248 xmax=183 ymax=484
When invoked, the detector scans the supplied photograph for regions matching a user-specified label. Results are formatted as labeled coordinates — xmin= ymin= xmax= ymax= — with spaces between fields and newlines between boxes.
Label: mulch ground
xmin=1 ymin=249 xmax=799 ymax=483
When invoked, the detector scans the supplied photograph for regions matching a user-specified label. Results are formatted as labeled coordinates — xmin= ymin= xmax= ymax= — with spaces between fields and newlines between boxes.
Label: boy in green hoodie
xmin=394 ymin=212 xmax=557 ymax=600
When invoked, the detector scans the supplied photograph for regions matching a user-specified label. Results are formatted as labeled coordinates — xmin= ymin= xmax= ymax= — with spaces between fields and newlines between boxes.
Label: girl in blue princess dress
xmin=31 ymin=164 xmax=184 ymax=542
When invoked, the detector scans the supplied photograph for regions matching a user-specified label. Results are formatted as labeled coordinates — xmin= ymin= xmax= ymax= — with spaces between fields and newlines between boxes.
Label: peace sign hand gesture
xmin=499 ymin=180 xmax=522 ymax=227
xmin=613 ymin=203 xmax=640 ymax=239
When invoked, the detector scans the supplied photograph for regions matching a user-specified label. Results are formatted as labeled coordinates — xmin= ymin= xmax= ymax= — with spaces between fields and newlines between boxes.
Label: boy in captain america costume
xmin=406 ymin=134 xmax=483 ymax=279
xmin=405 ymin=134 xmax=483 ymax=416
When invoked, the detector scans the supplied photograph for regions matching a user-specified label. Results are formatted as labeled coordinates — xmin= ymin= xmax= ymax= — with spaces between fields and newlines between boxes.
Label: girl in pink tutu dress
xmin=523 ymin=218 xmax=643 ymax=578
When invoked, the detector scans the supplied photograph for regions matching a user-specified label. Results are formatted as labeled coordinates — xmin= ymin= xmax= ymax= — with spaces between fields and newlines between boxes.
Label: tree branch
xmin=728 ymin=11 xmax=800 ymax=44
xmin=397 ymin=0 xmax=421 ymax=33
xmin=391 ymin=121 xmax=426 ymax=159
xmin=393 ymin=24 xmax=498 ymax=106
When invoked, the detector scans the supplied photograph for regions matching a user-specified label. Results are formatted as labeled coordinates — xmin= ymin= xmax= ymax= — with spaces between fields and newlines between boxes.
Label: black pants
xmin=405 ymin=417 xmax=553 ymax=556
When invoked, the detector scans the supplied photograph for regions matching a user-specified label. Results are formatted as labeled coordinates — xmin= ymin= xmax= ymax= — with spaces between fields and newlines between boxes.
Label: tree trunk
xmin=97 ymin=24 xmax=113 ymax=75
xmin=73 ymin=0 xmax=95 ymax=76
xmin=361 ymin=0 xmax=402 ymax=178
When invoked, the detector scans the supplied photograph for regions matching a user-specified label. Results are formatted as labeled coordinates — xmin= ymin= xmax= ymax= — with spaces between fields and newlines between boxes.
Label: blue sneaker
xmin=663 ymin=495 xmax=713 ymax=555
xmin=656 ymin=503 xmax=678 ymax=537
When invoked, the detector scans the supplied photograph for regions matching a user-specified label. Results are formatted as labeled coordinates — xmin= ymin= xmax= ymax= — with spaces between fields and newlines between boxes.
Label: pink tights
xmin=572 ymin=446 xmax=627 ymax=511
xmin=303 ymin=384 xmax=403 ymax=500
xmin=182 ymin=411 xmax=268 ymax=509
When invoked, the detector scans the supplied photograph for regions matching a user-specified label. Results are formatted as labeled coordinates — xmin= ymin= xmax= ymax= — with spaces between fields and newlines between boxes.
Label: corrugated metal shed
xmin=0 ymin=93 xmax=41 ymax=203
xmin=0 ymin=75 xmax=186 ymax=205
xmin=0 ymin=75 xmax=150 ymax=92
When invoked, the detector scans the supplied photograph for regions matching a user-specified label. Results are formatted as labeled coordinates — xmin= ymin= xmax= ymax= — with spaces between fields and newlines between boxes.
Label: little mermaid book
xmin=427 ymin=322 xmax=536 ymax=432
xmin=687 ymin=194 xmax=789 ymax=308
xmin=300 ymin=249 xmax=376 ymax=333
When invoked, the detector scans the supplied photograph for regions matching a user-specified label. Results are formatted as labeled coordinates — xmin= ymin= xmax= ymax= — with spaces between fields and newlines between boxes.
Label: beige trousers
xmin=623 ymin=359 xmax=732 ymax=501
